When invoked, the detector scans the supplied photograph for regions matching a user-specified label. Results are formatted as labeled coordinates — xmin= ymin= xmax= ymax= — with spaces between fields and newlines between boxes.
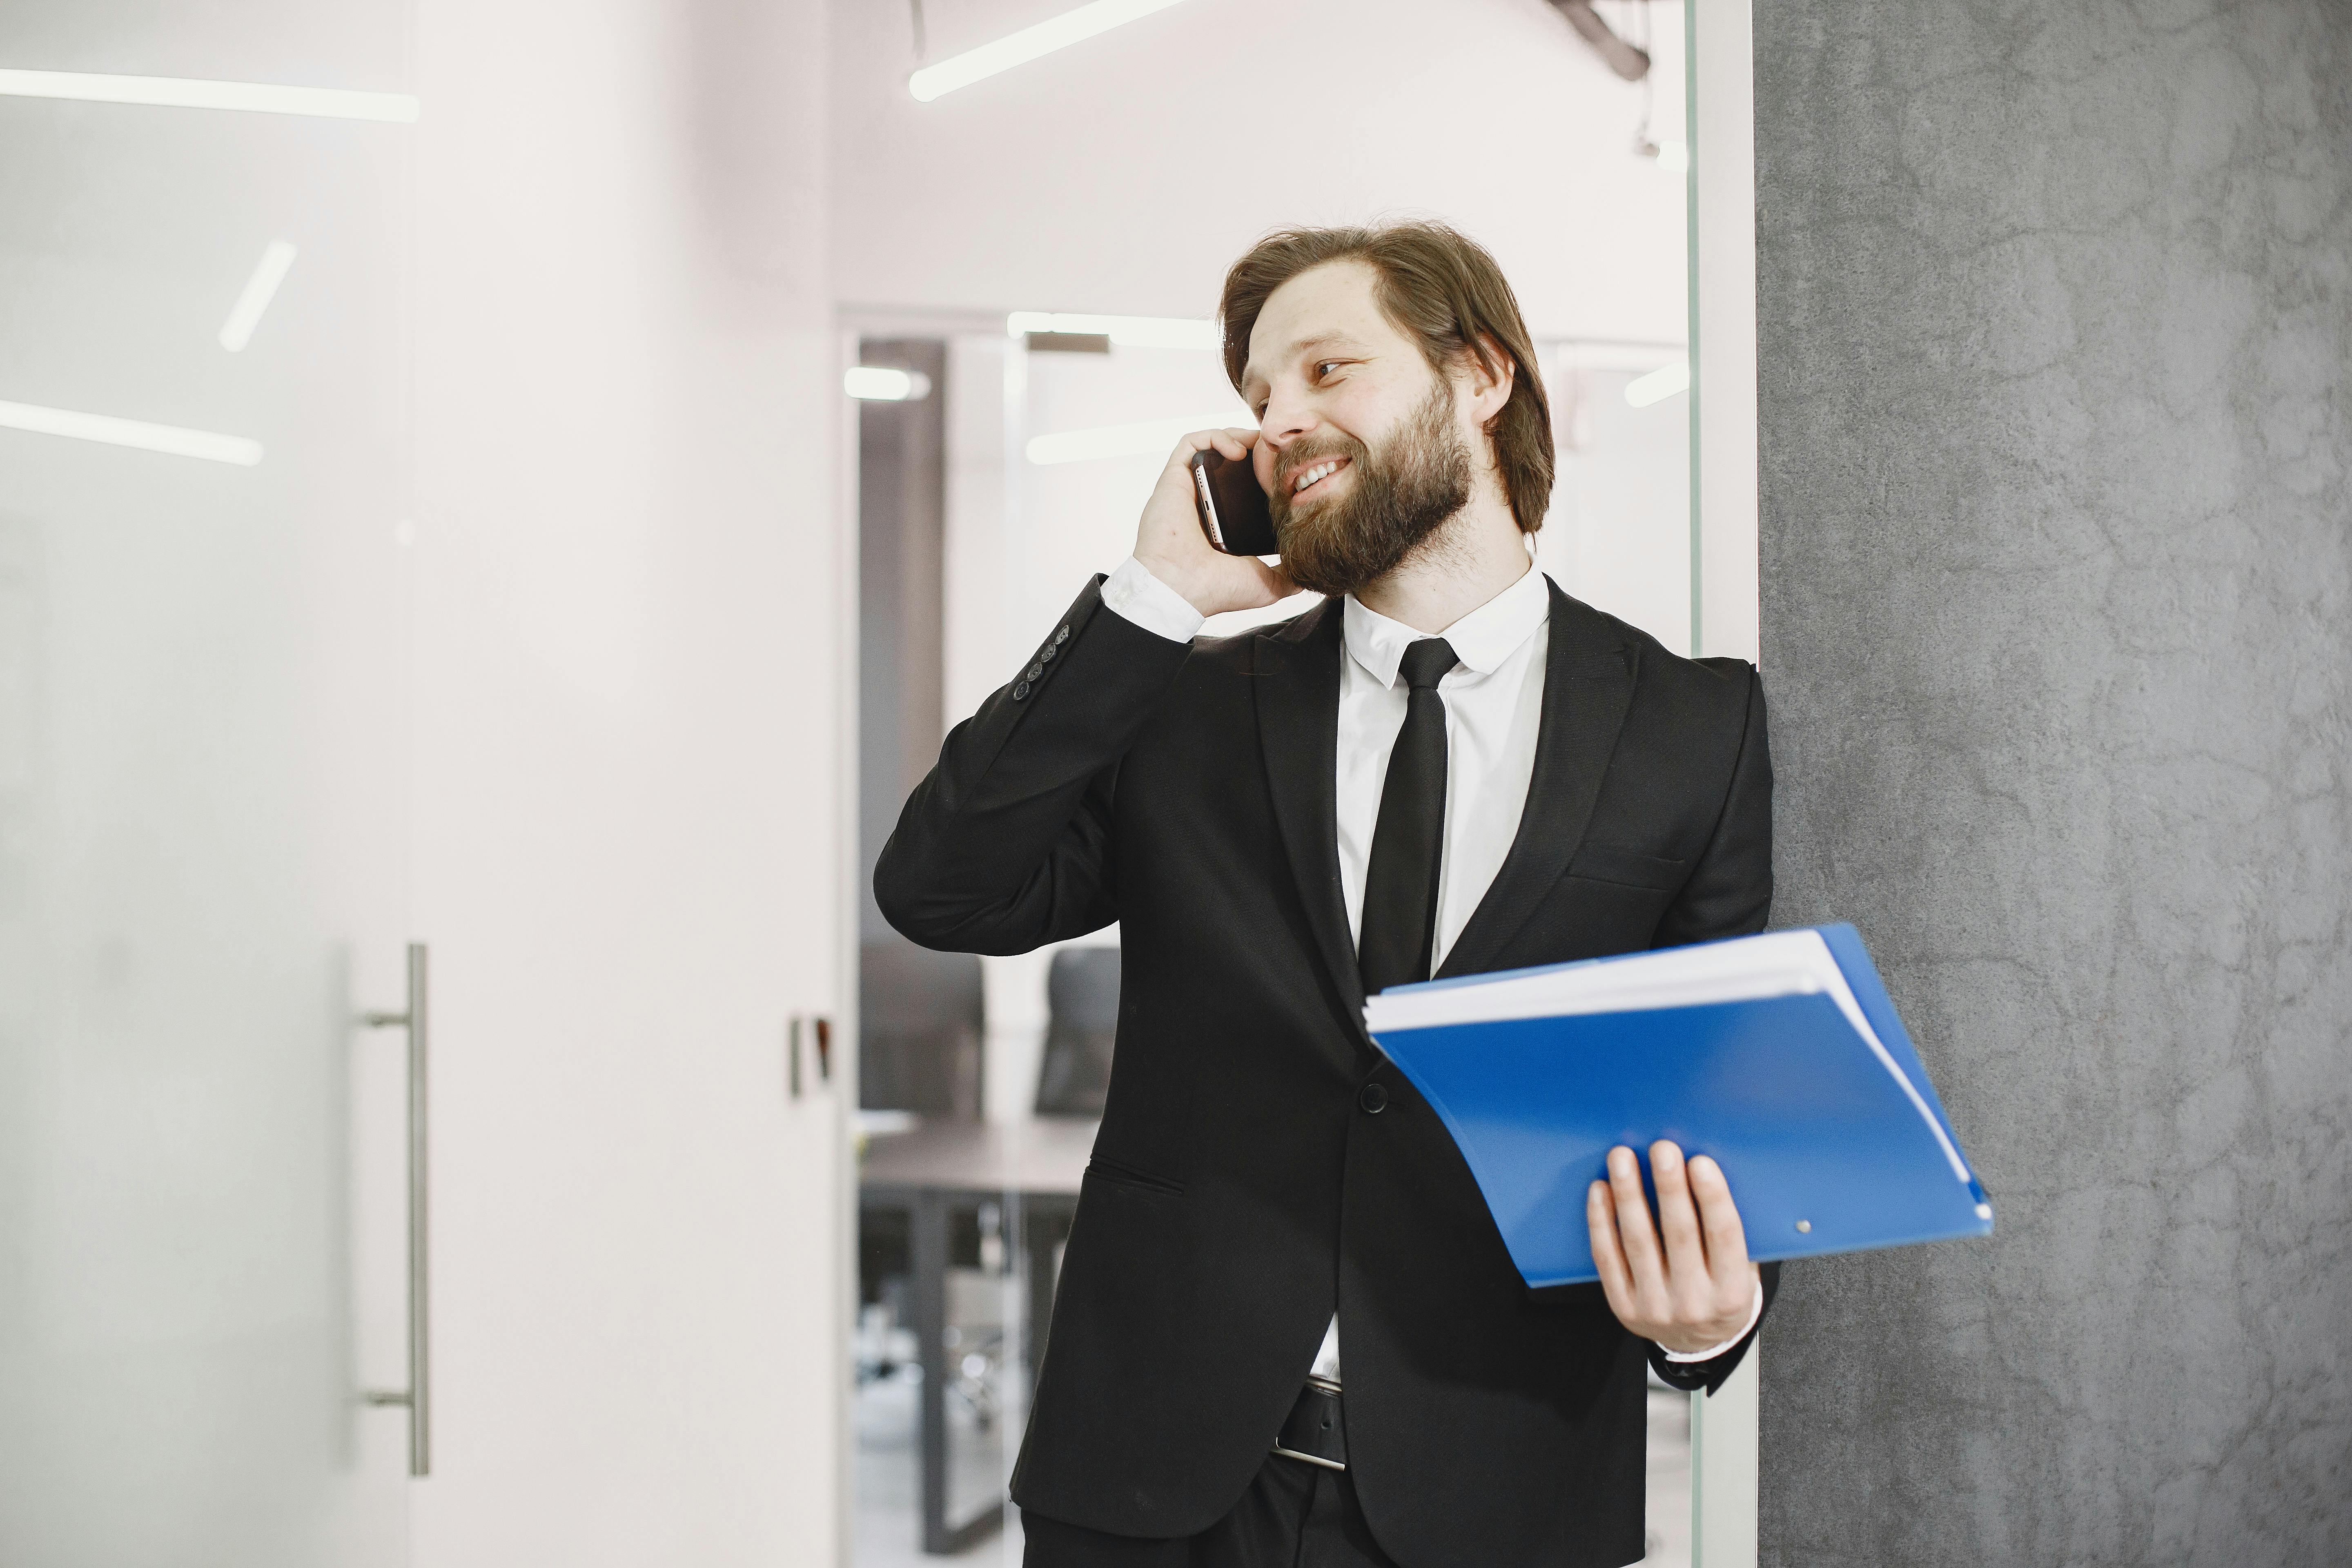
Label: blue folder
xmin=1365 ymin=924 xmax=1993 ymax=1288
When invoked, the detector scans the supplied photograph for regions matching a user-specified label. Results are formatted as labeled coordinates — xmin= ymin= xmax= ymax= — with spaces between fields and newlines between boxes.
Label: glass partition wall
xmin=0 ymin=10 xmax=421 ymax=1564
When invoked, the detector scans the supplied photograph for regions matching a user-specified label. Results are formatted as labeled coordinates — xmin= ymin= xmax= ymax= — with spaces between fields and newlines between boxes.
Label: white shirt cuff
xmin=1660 ymin=1278 xmax=1765 ymax=1363
xmin=1100 ymin=556 xmax=1206 ymax=644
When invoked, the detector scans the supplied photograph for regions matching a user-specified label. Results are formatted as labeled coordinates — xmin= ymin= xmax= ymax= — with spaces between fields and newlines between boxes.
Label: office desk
xmin=861 ymin=1117 xmax=1096 ymax=1555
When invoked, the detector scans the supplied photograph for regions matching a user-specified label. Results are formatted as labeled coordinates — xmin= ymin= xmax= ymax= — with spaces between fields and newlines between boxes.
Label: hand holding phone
xmin=1131 ymin=427 xmax=1293 ymax=619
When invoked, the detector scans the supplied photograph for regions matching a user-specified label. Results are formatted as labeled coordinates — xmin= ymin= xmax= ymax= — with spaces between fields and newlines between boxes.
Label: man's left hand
xmin=1587 ymin=1140 xmax=1760 ymax=1355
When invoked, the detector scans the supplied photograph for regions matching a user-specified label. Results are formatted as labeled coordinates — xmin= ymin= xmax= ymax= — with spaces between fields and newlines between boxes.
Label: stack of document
xmin=1364 ymin=925 xmax=1993 ymax=1288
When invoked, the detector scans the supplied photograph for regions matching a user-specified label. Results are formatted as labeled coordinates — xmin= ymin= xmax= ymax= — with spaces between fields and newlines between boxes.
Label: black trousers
xmin=1022 ymin=1452 xmax=1401 ymax=1568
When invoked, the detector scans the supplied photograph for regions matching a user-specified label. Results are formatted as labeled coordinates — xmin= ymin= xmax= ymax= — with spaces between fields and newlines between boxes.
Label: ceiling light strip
xmin=844 ymin=367 xmax=933 ymax=401
xmin=218 ymin=241 xmax=299 ymax=352
xmin=910 ymin=0 xmax=1190 ymax=102
xmin=1624 ymin=360 xmax=1691 ymax=408
xmin=0 ymin=399 xmax=264 ymax=465
xmin=0 ymin=69 xmax=419 ymax=122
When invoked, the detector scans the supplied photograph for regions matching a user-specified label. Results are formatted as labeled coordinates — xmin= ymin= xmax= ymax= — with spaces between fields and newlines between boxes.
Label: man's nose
xmin=1252 ymin=390 xmax=1310 ymax=486
xmin=1256 ymin=392 xmax=1317 ymax=482
xmin=1259 ymin=388 xmax=1316 ymax=446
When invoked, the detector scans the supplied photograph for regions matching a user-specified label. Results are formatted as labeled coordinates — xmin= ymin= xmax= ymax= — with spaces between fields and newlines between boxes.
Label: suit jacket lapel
xmin=1437 ymin=582 xmax=1639 ymax=980
xmin=1251 ymin=598 xmax=1367 ymax=1027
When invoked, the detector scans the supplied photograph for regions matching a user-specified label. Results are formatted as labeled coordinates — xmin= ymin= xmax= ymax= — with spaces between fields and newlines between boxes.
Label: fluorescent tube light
xmin=909 ymin=0 xmax=1189 ymax=102
xmin=1007 ymin=312 xmax=1218 ymax=351
xmin=844 ymin=367 xmax=933 ymax=401
xmin=0 ymin=399 xmax=263 ymax=465
xmin=0 ymin=68 xmax=419 ymax=122
xmin=218 ymin=240 xmax=298 ymax=352
xmin=1026 ymin=412 xmax=1245 ymax=466
xmin=1624 ymin=360 xmax=1690 ymax=407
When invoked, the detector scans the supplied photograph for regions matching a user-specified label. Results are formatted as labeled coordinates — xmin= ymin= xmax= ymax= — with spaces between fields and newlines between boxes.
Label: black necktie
xmin=1357 ymin=637 xmax=1460 ymax=996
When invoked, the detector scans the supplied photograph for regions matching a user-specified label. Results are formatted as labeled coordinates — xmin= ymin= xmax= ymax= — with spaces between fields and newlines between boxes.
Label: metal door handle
xmin=360 ymin=942 xmax=430 ymax=1477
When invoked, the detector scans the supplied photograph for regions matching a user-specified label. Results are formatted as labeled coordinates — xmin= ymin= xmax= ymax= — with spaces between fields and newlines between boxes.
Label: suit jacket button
xmin=1358 ymin=1082 xmax=1388 ymax=1114
xmin=1026 ymin=664 xmax=1045 ymax=682
xmin=1055 ymin=626 xmax=1070 ymax=644
xmin=1013 ymin=681 xmax=1031 ymax=700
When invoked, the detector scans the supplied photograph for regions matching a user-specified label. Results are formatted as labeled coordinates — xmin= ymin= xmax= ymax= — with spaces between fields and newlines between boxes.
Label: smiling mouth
xmin=1288 ymin=457 xmax=1349 ymax=500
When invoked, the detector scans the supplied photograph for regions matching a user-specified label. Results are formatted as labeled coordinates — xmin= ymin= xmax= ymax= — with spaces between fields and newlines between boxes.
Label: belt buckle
xmin=1271 ymin=1375 xmax=1347 ymax=1471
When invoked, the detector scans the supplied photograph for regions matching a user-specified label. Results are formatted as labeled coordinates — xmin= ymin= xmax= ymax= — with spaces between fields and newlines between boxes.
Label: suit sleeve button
xmin=1055 ymin=626 xmax=1070 ymax=644
xmin=1358 ymin=1082 xmax=1388 ymax=1114
xmin=1026 ymin=664 xmax=1045 ymax=682
xmin=1013 ymin=681 xmax=1031 ymax=700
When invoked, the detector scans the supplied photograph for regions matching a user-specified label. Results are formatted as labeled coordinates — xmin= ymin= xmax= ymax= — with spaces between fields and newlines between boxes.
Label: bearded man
xmin=875 ymin=222 xmax=1778 ymax=1568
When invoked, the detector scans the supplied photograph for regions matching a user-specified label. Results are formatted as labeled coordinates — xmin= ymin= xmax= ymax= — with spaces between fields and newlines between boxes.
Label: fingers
xmin=1593 ymin=1144 xmax=1758 ymax=1350
xmin=1174 ymin=425 xmax=1257 ymax=465
xmin=1648 ymin=1140 xmax=1708 ymax=1283
xmin=1686 ymin=1154 xmax=1753 ymax=1293
xmin=1606 ymin=1146 xmax=1667 ymax=1310
xmin=1587 ymin=1180 xmax=1636 ymax=1322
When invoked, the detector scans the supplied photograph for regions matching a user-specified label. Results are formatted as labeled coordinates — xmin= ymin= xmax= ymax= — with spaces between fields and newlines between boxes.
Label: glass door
xmin=0 ymin=7 xmax=419 ymax=1563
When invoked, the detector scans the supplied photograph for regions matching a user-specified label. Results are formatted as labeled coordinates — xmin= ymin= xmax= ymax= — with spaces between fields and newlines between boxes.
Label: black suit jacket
xmin=875 ymin=575 xmax=1778 ymax=1568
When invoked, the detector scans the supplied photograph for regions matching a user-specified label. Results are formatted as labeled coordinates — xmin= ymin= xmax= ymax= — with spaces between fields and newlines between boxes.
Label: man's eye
xmin=1314 ymin=361 xmax=1343 ymax=380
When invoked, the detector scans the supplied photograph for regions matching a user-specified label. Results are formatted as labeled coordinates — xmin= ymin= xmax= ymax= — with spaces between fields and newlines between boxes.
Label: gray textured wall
xmin=1753 ymin=4 xmax=2352 ymax=1563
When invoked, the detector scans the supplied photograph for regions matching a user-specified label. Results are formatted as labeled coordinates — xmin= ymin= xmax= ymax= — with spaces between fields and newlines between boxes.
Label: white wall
xmin=832 ymin=0 xmax=1689 ymax=341
xmin=407 ymin=1 xmax=843 ymax=1562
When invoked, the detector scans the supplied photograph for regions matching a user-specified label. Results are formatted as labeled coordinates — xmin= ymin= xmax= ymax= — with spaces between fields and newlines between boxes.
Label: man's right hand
xmin=1132 ymin=428 xmax=1297 ymax=618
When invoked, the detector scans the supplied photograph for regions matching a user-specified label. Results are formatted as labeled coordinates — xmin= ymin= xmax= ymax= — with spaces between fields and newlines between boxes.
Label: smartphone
xmin=1189 ymin=448 xmax=1279 ymax=557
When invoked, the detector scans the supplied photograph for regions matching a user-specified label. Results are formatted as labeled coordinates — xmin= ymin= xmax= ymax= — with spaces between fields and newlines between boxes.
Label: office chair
xmin=858 ymin=939 xmax=984 ymax=1119
xmin=1034 ymin=947 xmax=1118 ymax=1118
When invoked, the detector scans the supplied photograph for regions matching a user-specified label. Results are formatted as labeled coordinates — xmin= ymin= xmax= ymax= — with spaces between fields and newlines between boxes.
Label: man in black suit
xmin=876 ymin=222 xmax=1777 ymax=1568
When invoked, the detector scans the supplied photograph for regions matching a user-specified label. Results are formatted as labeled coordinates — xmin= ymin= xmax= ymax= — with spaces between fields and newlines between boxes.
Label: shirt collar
xmin=1342 ymin=563 xmax=1552 ymax=688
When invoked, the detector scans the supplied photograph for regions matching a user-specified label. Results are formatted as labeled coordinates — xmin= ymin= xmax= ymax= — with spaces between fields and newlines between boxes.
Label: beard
xmin=1271 ymin=377 xmax=1473 ymax=599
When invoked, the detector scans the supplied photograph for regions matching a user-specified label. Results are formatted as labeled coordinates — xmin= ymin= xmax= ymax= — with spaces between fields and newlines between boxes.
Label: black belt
xmin=1272 ymin=1376 xmax=1348 ymax=1470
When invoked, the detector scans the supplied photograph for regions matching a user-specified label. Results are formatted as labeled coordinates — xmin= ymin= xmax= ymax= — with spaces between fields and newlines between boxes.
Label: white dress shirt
xmin=1098 ymin=556 xmax=1763 ymax=1379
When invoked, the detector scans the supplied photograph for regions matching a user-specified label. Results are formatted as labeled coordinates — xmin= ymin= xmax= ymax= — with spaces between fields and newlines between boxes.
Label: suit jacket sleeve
xmin=872 ymin=576 xmax=1194 ymax=956
xmin=1646 ymin=660 xmax=1781 ymax=1395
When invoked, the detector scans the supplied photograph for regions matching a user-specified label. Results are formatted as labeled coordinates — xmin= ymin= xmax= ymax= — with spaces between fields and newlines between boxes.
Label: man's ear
xmin=1459 ymin=332 xmax=1515 ymax=429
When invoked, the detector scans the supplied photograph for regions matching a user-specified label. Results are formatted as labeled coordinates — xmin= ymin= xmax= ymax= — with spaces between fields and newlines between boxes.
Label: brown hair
xmin=1218 ymin=221 xmax=1554 ymax=532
